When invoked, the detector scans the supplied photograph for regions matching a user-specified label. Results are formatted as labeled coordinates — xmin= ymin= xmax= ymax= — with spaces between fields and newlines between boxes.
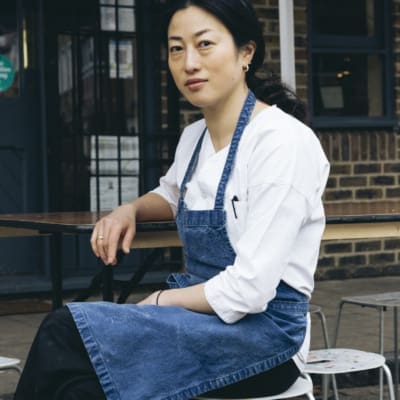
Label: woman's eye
xmin=169 ymin=45 xmax=183 ymax=53
xmin=199 ymin=40 xmax=212 ymax=48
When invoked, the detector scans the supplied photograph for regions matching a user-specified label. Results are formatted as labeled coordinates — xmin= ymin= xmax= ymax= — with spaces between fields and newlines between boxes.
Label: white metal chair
xmin=305 ymin=348 xmax=395 ymax=400
xmin=197 ymin=373 xmax=315 ymax=400
xmin=333 ymin=292 xmax=400 ymax=400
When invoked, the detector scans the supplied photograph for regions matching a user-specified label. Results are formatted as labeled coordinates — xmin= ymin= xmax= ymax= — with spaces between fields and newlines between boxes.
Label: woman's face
xmin=167 ymin=5 xmax=254 ymax=110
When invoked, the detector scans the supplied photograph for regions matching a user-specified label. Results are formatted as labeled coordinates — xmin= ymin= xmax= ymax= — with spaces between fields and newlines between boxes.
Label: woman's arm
xmin=138 ymin=283 xmax=215 ymax=315
xmin=91 ymin=192 xmax=174 ymax=266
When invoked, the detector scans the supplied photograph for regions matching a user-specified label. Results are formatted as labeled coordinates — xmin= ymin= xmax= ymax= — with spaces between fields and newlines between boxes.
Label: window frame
xmin=307 ymin=0 xmax=396 ymax=129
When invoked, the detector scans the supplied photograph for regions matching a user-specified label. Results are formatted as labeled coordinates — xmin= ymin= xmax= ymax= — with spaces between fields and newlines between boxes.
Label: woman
xmin=14 ymin=1 xmax=329 ymax=399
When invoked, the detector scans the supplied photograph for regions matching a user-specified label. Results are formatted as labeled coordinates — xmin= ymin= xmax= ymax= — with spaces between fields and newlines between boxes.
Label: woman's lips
xmin=185 ymin=79 xmax=207 ymax=90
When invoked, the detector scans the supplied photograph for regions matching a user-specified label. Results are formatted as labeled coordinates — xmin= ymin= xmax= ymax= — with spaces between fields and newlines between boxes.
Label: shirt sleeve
xmin=151 ymin=160 xmax=180 ymax=217
xmin=204 ymin=182 xmax=310 ymax=323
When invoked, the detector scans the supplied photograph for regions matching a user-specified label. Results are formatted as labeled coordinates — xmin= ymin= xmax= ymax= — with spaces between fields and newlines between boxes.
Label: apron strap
xmin=179 ymin=126 xmax=207 ymax=199
xmin=214 ymin=90 xmax=256 ymax=209
xmin=179 ymin=90 xmax=257 ymax=209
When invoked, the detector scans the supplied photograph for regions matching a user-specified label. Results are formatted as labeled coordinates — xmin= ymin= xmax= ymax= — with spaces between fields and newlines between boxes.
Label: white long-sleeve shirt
xmin=152 ymin=105 xmax=330 ymax=368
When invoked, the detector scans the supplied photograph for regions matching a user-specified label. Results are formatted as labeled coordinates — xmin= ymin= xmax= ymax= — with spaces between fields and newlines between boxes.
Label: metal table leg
xmin=379 ymin=307 xmax=385 ymax=400
xmin=394 ymin=308 xmax=398 ymax=400
xmin=49 ymin=232 xmax=63 ymax=309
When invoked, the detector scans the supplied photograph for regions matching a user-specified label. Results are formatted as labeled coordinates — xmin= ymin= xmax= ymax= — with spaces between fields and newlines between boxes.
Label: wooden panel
xmin=0 ymin=226 xmax=39 ymax=237
xmin=132 ymin=231 xmax=181 ymax=249
xmin=323 ymin=222 xmax=400 ymax=241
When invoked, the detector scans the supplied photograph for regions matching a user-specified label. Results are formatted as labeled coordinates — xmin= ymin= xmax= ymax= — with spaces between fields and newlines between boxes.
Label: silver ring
xmin=97 ymin=235 xmax=104 ymax=240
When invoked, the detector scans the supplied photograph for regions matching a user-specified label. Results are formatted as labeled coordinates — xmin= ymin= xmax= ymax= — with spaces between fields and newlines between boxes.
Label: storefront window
xmin=309 ymin=0 xmax=393 ymax=127
xmin=0 ymin=0 xmax=19 ymax=97
xmin=313 ymin=53 xmax=383 ymax=117
xmin=312 ymin=0 xmax=375 ymax=37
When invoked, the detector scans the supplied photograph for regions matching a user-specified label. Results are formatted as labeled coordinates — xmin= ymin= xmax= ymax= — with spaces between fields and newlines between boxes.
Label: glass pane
xmin=102 ymin=38 xmax=138 ymax=134
xmin=81 ymin=36 xmax=96 ymax=134
xmin=89 ymin=135 xmax=139 ymax=211
xmin=100 ymin=6 xmax=116 ymax=31
xmin=101 ymin=4 xmax=135 ymax=32
xmin=119 ymin=0 xmax=135 ymax=6
xmin=118 ymin=7 xmax=135 ymax=32
xmin=58 ymin=35 xmax=74 ymax=131
xmin=100 ymin=0 xmax=135 ymax=5
xmin=0 ymin=0 xmax=19 ymax=97
xmin=312 ymin=0 xmax=375 ymax=37
xmin=312 ymin=53 xmax=383 ymax=117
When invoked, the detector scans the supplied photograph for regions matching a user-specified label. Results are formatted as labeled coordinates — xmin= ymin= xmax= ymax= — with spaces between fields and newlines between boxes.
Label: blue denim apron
xmin=67 ymin=91 xmax=308 ymax=400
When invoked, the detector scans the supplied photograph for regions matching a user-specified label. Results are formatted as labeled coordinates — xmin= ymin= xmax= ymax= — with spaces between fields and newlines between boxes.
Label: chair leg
xmin=382 ymin=363 xmax=395 ymax=400
xmin=303 ymin=374 xmax=316 ymax=400
xmin=313 ymin=310 xmax=339 ymax=400
xmin=306 ymin=391 xmax=316 ymax=400
xmin=2 ymin=365 xmax=22 ymax=374
xmin=379 ymin=307 xmax=385 ymax=400
xmin=333 ymin=301 xmax=345 ymax=348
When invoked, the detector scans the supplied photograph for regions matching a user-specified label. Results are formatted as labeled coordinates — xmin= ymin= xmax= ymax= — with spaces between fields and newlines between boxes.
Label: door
xmin=0 ymin=0 xmax=43 ymax=213
xmin=0 ymin=0 xmax=50 ymax=294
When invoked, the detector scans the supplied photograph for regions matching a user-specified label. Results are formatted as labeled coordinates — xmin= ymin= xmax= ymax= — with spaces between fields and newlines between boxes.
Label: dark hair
xmin=165 ymin=0 xmax=307 ymax=123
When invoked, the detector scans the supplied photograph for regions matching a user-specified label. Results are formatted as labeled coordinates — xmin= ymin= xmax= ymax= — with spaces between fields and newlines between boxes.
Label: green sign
xmin=0 ymin=55 xmax=15 ymax=92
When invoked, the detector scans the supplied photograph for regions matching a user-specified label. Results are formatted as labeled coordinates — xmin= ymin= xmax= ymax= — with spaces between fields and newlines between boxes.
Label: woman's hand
xmin=90 ymin=193 xmax=175 ymax=266
xmin=90 ymin=203 xmax=137 ymax=266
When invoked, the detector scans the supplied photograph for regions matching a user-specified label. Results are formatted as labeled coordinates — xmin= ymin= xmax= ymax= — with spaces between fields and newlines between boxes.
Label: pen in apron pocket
xmin=231 ymin=196 xmax=239 ymax=219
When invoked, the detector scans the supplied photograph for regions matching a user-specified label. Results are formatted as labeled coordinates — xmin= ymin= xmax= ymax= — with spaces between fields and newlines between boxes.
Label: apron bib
xmin=68 ymin=91 xmax=308 ymax=400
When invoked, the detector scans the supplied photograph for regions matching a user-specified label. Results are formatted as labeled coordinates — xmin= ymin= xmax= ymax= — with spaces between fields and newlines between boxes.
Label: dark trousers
xmin=14 ymin=307 xmax=300 ymax=400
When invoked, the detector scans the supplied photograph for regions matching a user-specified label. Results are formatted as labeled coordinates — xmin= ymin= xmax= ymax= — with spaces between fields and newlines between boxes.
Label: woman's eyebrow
xmin=168 ymin=29 xmax=212 ymax=42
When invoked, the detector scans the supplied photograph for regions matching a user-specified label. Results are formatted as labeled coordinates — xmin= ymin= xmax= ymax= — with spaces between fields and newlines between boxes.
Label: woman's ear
xmin=240 ymin=40 xmax=257 ymax=66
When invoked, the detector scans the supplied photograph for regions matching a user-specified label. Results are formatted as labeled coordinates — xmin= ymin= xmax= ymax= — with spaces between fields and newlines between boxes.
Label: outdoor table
xmin=1 ymin=201 xmax=400 ymax=302
xmin=0 ymin=212 xmax=181 ymax=309
xmin=1 ymin=201 xmax=400 ymax=306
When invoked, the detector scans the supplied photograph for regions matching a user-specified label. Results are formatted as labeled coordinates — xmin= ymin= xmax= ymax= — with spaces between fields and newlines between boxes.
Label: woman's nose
xmin=184 ymin=48 xmax=200 ymax=73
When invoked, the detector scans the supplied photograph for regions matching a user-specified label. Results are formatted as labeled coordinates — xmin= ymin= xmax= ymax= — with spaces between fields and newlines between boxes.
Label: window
xmin=308 ymin=0 xmax=394 ymax=128
xmin=54 ymin=0 xmax=139 ymax=211
xmin=48 ymin=0 xmax=167 ymax=212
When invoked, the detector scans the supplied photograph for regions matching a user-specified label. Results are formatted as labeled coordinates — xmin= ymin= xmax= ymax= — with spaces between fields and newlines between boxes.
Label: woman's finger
xmin=90 ymin=222 xmax=103 ymax=257
xmin=106 ymin=225 xmax=123 ymax=265
xmin=121 ymin=224 xmax=135 ymax=255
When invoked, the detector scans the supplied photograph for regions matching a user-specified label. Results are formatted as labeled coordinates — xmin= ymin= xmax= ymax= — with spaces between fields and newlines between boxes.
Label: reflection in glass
xmin=312 ymin=0 xmax=375 ymax=37
xmin=100 ymin=3 xmax=135 ymax=32
xmin=312 ymin=53 xmax=383 ymax=117
xmin=90 ymin=135 xmax=139 ymax=210
xmin=0 ymin=0 xmax=19 ymax=97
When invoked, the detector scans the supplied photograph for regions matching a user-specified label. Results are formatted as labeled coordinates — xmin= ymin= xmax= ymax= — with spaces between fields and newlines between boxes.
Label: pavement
xmin=1 ymin=276 xmax=400 ymax=399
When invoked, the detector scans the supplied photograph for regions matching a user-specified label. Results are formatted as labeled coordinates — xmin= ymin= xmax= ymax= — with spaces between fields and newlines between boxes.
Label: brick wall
xmin=175 ymin=0 xmax=400 ymax=280
xmin=317 ymin=129 xmax=400 ymax=280
xmin=396 ymin=0 xmax=400 ymax=115
xmin=314 ymin=0 xmax=400 ymax=279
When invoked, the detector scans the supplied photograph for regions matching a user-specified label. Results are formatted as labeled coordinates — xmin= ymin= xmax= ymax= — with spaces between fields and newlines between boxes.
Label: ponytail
xmin=249 ymin=74 xmax=307 ymax=124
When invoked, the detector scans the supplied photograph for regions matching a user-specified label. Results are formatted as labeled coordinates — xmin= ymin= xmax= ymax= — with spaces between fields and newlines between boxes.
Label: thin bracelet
xmin=156 ymin=290 xmax=164 ymax=305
